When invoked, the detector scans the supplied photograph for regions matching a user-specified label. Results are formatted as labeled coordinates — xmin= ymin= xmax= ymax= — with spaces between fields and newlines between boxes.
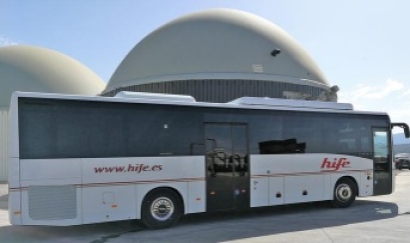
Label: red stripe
xmin=81 ymin=177 xmax=205 ymax=188
xmin=252 ymin=169 xmax=372 ymax=178
xmin=9 ymin=177 xmax=206 ymax=191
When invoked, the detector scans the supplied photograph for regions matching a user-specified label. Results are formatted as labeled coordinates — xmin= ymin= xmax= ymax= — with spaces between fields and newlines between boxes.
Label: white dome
xmin=105 ymin=8 xmax=329 ymax=93
xmin=0 ymin=45 xmax=105 ymax=108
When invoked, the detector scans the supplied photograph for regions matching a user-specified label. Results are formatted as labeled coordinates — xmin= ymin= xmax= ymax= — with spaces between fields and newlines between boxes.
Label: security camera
xmin=271 ymin=49 xmax=281 ymax=56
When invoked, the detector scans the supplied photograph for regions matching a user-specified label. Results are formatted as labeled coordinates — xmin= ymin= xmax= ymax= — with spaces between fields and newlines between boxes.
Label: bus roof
xmin=11 ymin=91 xmax=388 ymax=117
xmin=228 ymin=97 xmax=353 ymax=110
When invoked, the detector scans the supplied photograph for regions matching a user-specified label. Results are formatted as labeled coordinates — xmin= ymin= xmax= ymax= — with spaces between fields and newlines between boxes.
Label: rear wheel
xmin=331 ymin=178 xmax=357 ymax=208
xmin=141 ymin=189 xmax=183 ymax=229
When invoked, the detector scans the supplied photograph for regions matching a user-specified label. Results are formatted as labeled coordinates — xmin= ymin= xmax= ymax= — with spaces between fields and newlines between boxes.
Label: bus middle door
xmin=205 ymin=123 xmax=250 ymax=212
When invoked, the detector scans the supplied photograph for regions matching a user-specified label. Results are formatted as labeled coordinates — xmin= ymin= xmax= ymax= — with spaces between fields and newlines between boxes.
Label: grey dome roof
xmin=105 ymin=8 xmax=329 ymax=93
xmin=0 ymin=45 xmax=105 ymax=108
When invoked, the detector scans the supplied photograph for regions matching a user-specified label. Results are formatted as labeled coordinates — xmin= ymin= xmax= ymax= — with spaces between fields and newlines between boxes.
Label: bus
xmin=8 ymin=91 xmax=409 ymax=229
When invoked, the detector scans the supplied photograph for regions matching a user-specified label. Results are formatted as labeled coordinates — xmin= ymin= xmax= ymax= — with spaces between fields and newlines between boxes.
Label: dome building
xmin=0 ymin=45 xmax=106 ymax=181
xmin=102 ymin=9 xmax=333 ymax=102
xmin=0 ymin=45 xmax=105 ymax=108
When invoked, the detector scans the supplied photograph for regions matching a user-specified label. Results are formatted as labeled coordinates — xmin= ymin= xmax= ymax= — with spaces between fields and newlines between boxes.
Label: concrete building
xmin=102 ymin=9 xmax=334 ymax=102
xmin=0 ymin=45 xmax=106 ymax=181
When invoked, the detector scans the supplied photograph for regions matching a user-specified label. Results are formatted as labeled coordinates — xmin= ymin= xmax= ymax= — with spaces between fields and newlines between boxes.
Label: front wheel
xmin=331 ymin=178 xmax=357 ymax=208
xmin=141 ymin=189 xmax=183 ymax=229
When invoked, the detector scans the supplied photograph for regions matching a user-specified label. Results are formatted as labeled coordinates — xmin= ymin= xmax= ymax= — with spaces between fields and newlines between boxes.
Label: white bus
xmin=8 ymin=91 xmax=409 ymax=229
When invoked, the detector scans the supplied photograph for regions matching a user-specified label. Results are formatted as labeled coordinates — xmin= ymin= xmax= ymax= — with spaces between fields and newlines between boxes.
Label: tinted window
xmin=18 ymin=97 xmax=389 ymax=159
xmin=19 ymin=102 xmax=54 ymax=158
xmin=248 ymin=110 xmax=388 ymax=156
xmin=19 ymin=98 xmax=204 ymax=159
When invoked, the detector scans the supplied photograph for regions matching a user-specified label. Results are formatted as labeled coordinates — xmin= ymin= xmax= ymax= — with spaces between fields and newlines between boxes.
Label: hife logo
xmin=321 ymin=158 xmax=350 ymax=171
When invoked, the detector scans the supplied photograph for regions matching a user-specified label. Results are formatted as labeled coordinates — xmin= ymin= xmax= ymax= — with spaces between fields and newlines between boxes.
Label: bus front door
xmin=205 ymin=123 xmax=250 ymax=212
xmin=372 ymin=129 xmax=392 ymax=195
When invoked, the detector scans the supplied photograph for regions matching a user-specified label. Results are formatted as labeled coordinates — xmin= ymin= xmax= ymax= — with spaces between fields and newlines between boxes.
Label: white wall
xmin=0 ymin=109 xmax=9 ymax=182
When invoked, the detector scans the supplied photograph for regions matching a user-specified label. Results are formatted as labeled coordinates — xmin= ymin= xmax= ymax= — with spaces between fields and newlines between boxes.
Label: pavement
xmin=1 ymin=171 xmax=410 ymax=243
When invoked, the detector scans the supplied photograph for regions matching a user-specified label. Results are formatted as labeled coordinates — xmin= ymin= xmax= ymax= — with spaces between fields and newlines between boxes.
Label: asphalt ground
xmin=1 ymin=171 xmax=410 ymax=243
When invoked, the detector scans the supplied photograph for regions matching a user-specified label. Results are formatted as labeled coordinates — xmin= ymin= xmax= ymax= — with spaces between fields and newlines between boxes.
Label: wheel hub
xmin=151 ymin=197 xmax=175 ymax=221
xmin=336 ymin=183 xmax=352 ymax=202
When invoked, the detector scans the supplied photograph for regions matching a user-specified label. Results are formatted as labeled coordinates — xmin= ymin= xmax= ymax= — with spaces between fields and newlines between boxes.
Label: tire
xmin=141 ymin=189 xmax=183 ymax=229
xmin=331 ymin=178 xmax=357 ymax=208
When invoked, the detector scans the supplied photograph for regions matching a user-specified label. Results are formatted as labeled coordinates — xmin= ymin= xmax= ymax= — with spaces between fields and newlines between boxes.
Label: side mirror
xmin=391 ymin=123 xmax=410 ymax=138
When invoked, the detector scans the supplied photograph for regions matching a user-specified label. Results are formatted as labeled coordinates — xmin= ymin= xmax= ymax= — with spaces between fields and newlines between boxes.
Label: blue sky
xmin=1 ymin=0 xmax=410 ymax=130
